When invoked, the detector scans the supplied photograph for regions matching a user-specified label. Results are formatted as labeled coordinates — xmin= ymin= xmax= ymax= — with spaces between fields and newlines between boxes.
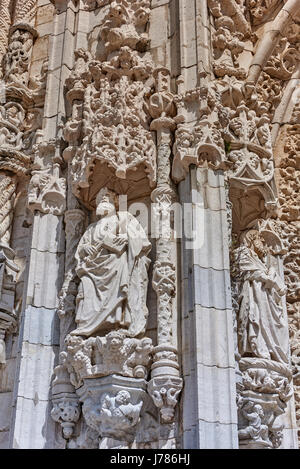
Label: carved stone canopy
xmin=72 ymin=160 xmax=154 ymax=211
xmin=230 ymin=185 xmax=277 ymax=233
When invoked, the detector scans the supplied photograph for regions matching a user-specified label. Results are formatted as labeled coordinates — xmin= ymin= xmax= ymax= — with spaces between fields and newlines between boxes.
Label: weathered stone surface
xmin=0 ymin=0 xmax=298 ymax=450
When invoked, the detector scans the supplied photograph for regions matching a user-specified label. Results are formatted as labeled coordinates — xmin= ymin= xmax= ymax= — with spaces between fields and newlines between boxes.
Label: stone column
xmin=179 ymin=166 xmax=238 ymax=449
xmin=0 ymin=173 xmax=17 ymax=247
xmin=0 ymin=0 xmax=11 ymax=71
xmin=148 ymin=69 xmax=183 ymax=429
xmin=0 ymin=172 xmax=19 ymax=364
xmin=8 ymin=0 xmax=77 ymax=447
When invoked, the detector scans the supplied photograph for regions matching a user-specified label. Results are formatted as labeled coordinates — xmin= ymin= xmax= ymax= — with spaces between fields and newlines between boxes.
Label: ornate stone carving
xmin=232 ymin=227 xmax=288 ymax=364
xmin=0 ymin=173 xmax=18 ymax=363
xmin=70 ymin=187 xmax=151 ymax=338
xmin=28 ymin=164 xmax=66 ymax=215
xmin=51 ymin=398 xmax=81 ymax=440
xmin=248 ymin=0 xmax=281 ymax=24
xmin=232 ymin=219 xmax=293 ymax=448
xmin=77 ymin=375 xmax=147 ymax=445
xmin=148 ymin=376 xmax=182 ymax=424
xmin=238 ymin=398 xmax=271 ymax=447
xmin=148 ymin=69 xmax=183 ymax=423
xmin=208 ymin=0 xmax=250 ymax=79
xmin=0 ymin=173 xmax=17 ymax=246
xmin=0 ymin=0 xmax=11 ymax=75
xmin=99 ymin=0 xmax=151 ymax=55
xmin=216 ymin=77 xmax=279 ymax=232
xmin=0 ymin=103 xmax=31 ymax=175
xmin=13 ymin=0 xmax=37 ymax=26
xmin=172 ymin=83 xmax=227 ymax=183
xmin=255 ymin=72 xmax=282 ymax=121
xmin=63 ymin=332 xmax=153 ymax=389
xmin=27 ymin=139 xmax=66 ymax=216
xmin=51 ymin=361 xmax=81 ymax=440
xmin=274 ymin=97 xmax=300 ymax=444
xmin=152 ymin=243 xmax=176 ymax=345
xmin=264 ymin=38 xmax=299 ymax=81
xmin=237 ymin=358 xmax=293 ymax=448
xmin=64 ymin=47 xmax=157 ymax=202
xmin=4 ymin=25 xmax=38 ymax=87
xmin=89 ymin=390 xmax=142 ymax=438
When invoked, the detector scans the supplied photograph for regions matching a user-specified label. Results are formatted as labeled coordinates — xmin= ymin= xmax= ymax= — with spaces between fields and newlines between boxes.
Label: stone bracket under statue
xmin=238 ymin=358 xmax=293 ymax=449
xmin=59 ymin=331 xmax=155 ymax=445
xmin=78 ymin=375 xmax=147 ymax=445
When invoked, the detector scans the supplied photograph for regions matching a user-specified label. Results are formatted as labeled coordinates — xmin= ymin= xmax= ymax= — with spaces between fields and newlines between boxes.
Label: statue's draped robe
xmin=72 ymin=212 xmax=151 ymax=337
xmin=236 ymin=246 xmax=289 ymax=364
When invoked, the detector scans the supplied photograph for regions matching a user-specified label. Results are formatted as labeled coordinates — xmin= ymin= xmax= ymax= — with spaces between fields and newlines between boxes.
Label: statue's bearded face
xmin=96 ymin=190 xmax=116 ymax=217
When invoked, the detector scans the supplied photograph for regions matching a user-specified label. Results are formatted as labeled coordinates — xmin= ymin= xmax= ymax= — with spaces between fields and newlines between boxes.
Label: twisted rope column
xmin=0 ymin=172 xmax=17 ymax=246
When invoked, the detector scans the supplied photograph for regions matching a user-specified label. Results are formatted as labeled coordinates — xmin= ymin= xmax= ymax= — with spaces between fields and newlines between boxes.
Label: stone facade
xmin=0 ymin=0 xmax=299 ymax=449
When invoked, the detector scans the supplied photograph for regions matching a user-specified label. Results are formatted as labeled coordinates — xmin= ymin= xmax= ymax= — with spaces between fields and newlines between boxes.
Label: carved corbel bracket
xmin=63 ymin=332 xmax=153 ymax=389
xmin=51 ymin=363 xmax=81 ymax=440
xmin=4 ymin=23 xmax=38 ymax=88
xmin=237 ymin=358 xmax=293 ymax=449
xmin=76 ymin=375 xmax=147 ymax=445
xmin=148 ymin=374 xmax=183 ymax=424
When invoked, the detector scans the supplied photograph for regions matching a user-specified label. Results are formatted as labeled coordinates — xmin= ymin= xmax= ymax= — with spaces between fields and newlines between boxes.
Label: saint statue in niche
xmin=71 ymin=187 xmax=151 ymax=338
xmin=233 ymin=229 xmax=289 ymax=364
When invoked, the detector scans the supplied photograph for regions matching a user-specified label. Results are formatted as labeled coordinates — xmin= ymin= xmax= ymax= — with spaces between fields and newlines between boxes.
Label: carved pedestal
xmin=77 ymin=375 xmax=147 ymax=447
xmin=238 ymin=358 xmax=293 ymax=449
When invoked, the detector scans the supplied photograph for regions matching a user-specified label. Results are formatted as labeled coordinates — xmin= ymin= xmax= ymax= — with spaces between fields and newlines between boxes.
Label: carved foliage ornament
xmin=64 ymin=48 xmax=157 ymax=197
xmin=208 ymin=0 xmax=250 ymax=79
xmin=28 ymin=164 xmax=66 ymax=216
xmin=63 ymin=332 xmax=153 ymax=389
xmin=99 ymin=0 xmax=151 ymax=54
xmin=248 ymin=0 xmax=282 ymax=24
xmin=172 ymin=85 xmax=227 ymax=183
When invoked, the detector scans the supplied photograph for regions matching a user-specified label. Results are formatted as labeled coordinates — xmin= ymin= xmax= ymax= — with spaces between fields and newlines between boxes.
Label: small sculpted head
xmin=106 ymin=330 xmax=124 ymax=352
xmin=115 ymin=390 xmax=130 ymax=406
xmin=96 ymin=187 xmax=118 ymax=218
xmin=241 ymin=229 xmax=267 ymax=259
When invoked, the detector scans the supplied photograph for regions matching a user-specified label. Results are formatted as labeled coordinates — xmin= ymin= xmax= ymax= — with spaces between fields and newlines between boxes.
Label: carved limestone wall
xmin=274 ymin=90 xmax=300 ymax=444
xmin=0 ymin=0 xmax=298 ymax=449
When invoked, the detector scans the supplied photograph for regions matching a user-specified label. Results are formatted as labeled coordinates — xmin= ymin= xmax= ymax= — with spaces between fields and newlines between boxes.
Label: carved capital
xmin=51 ymin=397 xmax=81 ymax=439
xmin=77 ymin=375 xmax=147 ymax=443
xmin=148 ymin=376 xmax=183 ymax=423
xmin=237 ymin=358 xmax=293 ymax=449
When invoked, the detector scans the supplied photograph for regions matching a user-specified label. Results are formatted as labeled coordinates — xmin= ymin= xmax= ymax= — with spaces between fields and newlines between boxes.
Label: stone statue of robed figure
xmin=233 ymin=229 xmax=289 ymax=364
xmin=71 ymin=188 xmax=151 ymax=338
